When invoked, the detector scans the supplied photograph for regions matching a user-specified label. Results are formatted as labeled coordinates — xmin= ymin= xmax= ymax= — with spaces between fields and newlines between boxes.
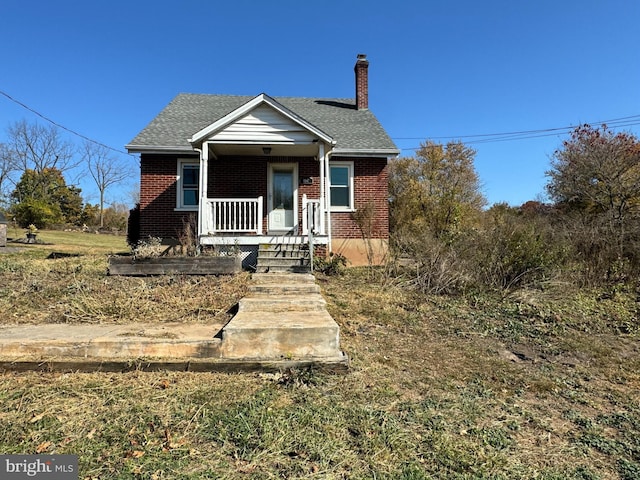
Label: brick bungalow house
xmin=126 ymin=54 xmax=399 ymax=269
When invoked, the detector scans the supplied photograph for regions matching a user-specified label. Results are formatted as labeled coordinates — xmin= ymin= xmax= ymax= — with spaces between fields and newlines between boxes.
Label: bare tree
xmin=7 ymin=120 xmax=77 ymax=174
xmin=0 ymin=143 xmax=18 ymax=207
xmin=129 ymin=182 xmax=140 ymax=206
xmin=81 ymin=141 xmax=132 ymax=227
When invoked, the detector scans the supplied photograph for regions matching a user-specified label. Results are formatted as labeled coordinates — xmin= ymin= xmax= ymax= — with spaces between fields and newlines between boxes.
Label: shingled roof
xmin=126 ymin=93 xmax=399 ymax=156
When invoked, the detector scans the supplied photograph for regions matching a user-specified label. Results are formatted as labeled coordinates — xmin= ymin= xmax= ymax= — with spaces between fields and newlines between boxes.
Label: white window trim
xmin=329 ymin=161 xmax=355 ymax=212
xmin=176 ymin=158 xmax=200 ymax=211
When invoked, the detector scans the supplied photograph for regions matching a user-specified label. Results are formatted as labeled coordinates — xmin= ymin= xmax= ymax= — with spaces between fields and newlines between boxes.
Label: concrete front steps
xmin=220 ymin=273 xmax=347 ymax=365
xmin=256 ymin=244 xmax=311 ymax=273
xmin=0 ymin=273 xmax=347 ymax=373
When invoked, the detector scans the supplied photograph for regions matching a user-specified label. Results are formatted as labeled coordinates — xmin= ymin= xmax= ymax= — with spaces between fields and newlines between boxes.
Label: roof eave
xmin=331 ymin=148 xmax=400 ymax=158
xmin=126 ymin=144 xmax=195 ymax=155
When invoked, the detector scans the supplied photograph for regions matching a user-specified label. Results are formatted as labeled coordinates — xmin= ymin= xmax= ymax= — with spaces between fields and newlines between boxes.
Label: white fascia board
xmin=331 ymin=148 xmax=401 ymax=158
xmin=126 ymin=145 xmax=195 ymax=155
xmin=206 ymin=139 xmax=317 ymax=145
xmin=189 ymin=93 xmax=335 ymax=146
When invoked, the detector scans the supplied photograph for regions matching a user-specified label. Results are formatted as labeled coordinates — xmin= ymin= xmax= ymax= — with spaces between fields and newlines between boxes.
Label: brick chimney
xmin=355 ymin=54 xmax=369 ymax=110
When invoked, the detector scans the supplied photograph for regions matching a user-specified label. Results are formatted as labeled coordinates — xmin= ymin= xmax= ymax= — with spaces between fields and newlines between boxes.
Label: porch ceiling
xmin=208 ymin=143 xmax=320 ymax=158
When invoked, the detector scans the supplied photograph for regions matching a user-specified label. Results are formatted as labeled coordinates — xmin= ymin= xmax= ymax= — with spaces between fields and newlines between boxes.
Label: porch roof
xmin=126 ymin=93 xmax=399 ymax=156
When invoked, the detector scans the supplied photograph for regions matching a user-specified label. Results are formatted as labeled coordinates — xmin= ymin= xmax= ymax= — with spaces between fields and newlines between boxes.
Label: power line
xmin=0 ymin=89 xmax=134 ymax=157
xmin=395 ymin=114 xmax=640 ymax=151
xmin=394 ymin=114 xmax=640 ymax=140
xmin=4 ymin=88 xmax=638 ymax=156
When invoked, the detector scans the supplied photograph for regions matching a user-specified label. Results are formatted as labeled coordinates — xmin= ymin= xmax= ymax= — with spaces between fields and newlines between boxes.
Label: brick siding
xmin=330 ymin=157 xmax=389 ymax=240
xmin=139 ymin=154 xmax=388 ymax=241
xmin=139 ymin=153 xmax=198 ymax=239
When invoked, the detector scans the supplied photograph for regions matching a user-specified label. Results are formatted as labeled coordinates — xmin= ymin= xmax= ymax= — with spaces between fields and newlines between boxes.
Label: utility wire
xmin=4 ymin=88 xmax=639 ymax=155
xmin=396 ymin=114 xmax=640 ymax=151
xmin=394 ymin=114 xmax=640 ymax=140
xmin=0 ymin=89 xmax=134 ymax=157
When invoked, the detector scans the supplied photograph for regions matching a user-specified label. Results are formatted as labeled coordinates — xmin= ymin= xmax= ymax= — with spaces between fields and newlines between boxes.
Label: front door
xmin=268 ymin=164 xmax=297 ymax=232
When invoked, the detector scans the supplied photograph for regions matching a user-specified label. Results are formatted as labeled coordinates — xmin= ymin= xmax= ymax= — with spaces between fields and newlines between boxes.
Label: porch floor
xmin=199 ymin=233 xmax=328 ymax=246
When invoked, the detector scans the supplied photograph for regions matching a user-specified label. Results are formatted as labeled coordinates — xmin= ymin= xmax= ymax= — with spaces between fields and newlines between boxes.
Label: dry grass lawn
xmin=0 ymin=230 xmax=638 ymax=479
xmin=1 ymin=228 xmax=249 ymax=325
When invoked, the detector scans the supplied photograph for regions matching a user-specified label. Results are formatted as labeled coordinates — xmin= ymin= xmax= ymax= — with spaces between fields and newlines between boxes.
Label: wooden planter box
xmin=108 ymin=255 xmax=242 ymax=276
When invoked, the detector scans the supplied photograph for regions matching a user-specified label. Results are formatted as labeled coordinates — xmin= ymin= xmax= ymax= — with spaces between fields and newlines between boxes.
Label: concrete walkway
xmin=221 ymin=273 xmax=345 ymax=361
xmin=0 ymin=273 xmax=348 ymax=373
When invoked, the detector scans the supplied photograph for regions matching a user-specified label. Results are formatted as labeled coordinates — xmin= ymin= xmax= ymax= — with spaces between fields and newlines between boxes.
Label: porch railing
xmin=200 ymin=196 xmax=324 ymax=237
xmin=202 ymin=197 xmax=263 ymax=235
xmin=302 ymin=194 xmax=322 ymax=235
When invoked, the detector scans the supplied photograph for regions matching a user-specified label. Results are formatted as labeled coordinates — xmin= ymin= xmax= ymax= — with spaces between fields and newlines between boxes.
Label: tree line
xmin=388 ymin=124 xmax=640 ymax=291
xmin=3 ymin=117 xmax=639 ymax=289
xmin=0 ymin=120 xmax=133 ymax=230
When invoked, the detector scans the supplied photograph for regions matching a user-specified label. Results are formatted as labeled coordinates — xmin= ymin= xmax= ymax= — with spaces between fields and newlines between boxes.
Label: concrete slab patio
xmin=0 ymin=273 xmax=348 ymax=373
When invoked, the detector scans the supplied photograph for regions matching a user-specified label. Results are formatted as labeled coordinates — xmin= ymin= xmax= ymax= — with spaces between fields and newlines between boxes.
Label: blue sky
xmin=1 ymin=0 xmax=639 ymax=207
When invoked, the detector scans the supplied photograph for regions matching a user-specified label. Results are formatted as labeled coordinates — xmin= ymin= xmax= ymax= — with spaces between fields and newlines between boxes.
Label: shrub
xmin=468 ymin=208 xmax=567 ymax=291
xmin=126 ymin=204 xmax=140 ymax=247
xmin=392 ymin=205 xmax=567 ymax=294
xmin=391 ymin=230 xmax=469 ymax=295
xmin=132 ymin=236 xmax=164 ymax=259
xmin=351 ymin=201 xmax=377 ymax=267
xmin=554 ymin=212 xmax=640 ymax=287
xmin=12 ymin=198 xmax=63 ymax=228
xmin=314 ymin=252 xmax=347 ymax=276
xmin=177 ymin=214 xmax=198 ymax=256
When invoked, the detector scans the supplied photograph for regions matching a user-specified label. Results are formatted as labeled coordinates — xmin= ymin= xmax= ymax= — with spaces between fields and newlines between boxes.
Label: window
xmin=330 ymin=162 xmax=354 ymax=211
xmin=177 ymin=160 xmax=199 ymax=210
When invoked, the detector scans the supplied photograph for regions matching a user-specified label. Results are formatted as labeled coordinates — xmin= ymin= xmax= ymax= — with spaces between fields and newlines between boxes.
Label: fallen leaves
xmin=126 ymin=450 xmax=145 ymax=459
xmin=29 ymin=412 xmax=46 ymax=423
xmin=35 ymin=441 xmax=51 ymax=453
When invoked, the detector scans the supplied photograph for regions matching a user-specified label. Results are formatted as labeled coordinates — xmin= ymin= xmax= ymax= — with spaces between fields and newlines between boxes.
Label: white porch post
xmin=198 ymin=142 xmax=209 ymax=237
xmin=323 ymin=145 xmax=332 ymax=253
xmin=318 ymin=143 xmax=325 ymax=236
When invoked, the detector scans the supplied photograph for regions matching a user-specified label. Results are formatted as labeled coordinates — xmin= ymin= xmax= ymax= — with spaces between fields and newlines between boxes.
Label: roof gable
xmin=126 ymin=93 xmax=399 ymax=156
xmin=189 ymin=94 xmax=334 ymax=146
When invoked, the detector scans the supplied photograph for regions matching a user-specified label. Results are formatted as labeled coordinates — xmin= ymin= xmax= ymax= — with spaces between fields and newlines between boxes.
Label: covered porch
xmin=199 ymin=194 xmax=326 ymax=245
xmin=190 ymin=94 xmax=336 ymax=253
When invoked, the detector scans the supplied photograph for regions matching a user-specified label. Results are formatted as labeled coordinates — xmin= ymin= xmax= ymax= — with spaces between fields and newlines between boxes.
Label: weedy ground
xmin=0 ymin=229 xmax=638 ymax=479
xmin=0 ymin=228 xmax=249 ymax=326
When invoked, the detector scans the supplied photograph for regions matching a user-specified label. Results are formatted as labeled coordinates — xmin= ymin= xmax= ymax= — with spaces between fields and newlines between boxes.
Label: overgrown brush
xmin=469 ymin=207 xmax=567 ymax=291
xmin=392 ymin=231 xmax=469 ymax=295
xmin=392 ymin=222 xmax=564 ymax=295
xmin=553 ymin=212 xmax=640 ymax=287
xmin=390 ymin=202 xmax=640 ymax=295
xmin=314 ymin=252 xmax=347 ymax=276
xmin=0 ymin=249 xmax=250 ymax=325
xmin=131 ymin=236 xmax=164 ymax=259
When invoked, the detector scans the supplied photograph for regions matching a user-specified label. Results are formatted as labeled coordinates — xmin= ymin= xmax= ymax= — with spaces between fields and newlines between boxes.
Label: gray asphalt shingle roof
xmin=126 ymin=93 xmax=399 ymax=154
